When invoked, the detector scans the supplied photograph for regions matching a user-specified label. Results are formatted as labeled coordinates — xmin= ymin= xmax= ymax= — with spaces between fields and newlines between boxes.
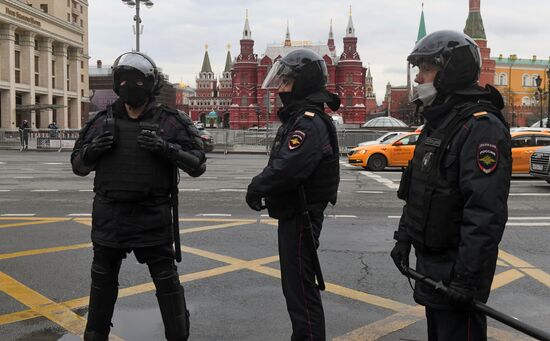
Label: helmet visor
xmin=113 ymin=52 xmax=156 ymax=78
xmin=261 ymin=61 xmax=295 ymax=89
xmin=407 ymin=62 xmax=419 ymax=103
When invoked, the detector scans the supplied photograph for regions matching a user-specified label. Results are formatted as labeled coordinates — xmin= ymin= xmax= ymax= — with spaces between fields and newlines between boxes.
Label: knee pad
xmin=152 ymin=269 xmax=181 ymax=294
xmin=91 ymin=261 xmax=120 ymax=288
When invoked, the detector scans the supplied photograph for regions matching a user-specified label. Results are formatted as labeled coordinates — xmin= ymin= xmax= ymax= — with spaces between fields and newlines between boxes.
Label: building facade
xmin=0 ymin=0 xmax=89 ymax=131
xmin=189 ymin=10 xmax=377 ymax=129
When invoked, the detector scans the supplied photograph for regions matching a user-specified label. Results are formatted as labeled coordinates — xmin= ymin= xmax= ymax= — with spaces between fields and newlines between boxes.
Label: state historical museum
xmin=189 ymin=10 xmax=377 ymax=129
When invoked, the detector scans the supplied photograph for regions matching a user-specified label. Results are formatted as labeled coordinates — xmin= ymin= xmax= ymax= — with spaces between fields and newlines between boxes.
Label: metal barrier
xmin=0 ymin=129 xmax=80 ymax=151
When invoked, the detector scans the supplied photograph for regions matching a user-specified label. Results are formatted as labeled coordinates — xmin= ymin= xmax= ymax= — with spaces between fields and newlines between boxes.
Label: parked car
xmin=198 ymin=128 xmax=214 ymax=153
xmin=347 ymin=132 xmax=420 ymax=171
xmin=510 ymin=131 xmax=550 ymax=173
xmin=530 ymin=146 xmax=550 ymax=184
xmin=194 ymin=121 xmax=204 ymax=129
xmin=344 ymin=132 xmax=407 ymax=155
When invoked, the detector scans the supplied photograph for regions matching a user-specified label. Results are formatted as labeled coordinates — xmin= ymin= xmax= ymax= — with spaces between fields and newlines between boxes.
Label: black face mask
xmin=119 ymin=82 xmax=148 ymax=108
xmin=278 ymin=92 xmax=293 ymax=107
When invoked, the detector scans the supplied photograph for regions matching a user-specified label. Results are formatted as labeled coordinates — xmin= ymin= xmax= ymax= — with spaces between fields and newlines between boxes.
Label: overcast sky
xmin=89 ymin=0 xmax=550 ymax=104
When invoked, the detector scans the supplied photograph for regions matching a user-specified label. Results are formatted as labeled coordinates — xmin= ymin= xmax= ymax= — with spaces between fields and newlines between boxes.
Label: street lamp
xmin=121 ymin=0 xmax=154 ymax=52
xmin=546 ymin=68 xmax=550 ymax=128
xmin=535 ymin=75 xmax=544 ymax=127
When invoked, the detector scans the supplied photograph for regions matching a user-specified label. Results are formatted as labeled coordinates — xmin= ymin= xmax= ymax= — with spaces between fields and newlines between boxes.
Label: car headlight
xmin=357 ymin=149 xmax=367 ymax=155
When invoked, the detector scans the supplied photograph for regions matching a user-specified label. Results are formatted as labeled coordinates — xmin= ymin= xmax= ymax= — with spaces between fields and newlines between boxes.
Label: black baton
xmin=403 ymin=267 xmax=550 ymax=341
xmin=172 ymin=166 xmax=182 ymax=262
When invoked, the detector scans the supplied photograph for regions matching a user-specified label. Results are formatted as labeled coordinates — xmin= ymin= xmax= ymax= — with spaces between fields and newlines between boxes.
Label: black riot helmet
xmin=262 ymin=48 xmax=328 ymax=99
xmin=407 ymin=30 xmax=481 ymax=94
xmin=111 ymin=51 xmax=160 ymax=97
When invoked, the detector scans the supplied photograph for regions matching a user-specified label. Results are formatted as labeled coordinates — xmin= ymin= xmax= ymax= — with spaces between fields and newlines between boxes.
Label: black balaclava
xmin=118 ymin=70 xmax=151 ymax=108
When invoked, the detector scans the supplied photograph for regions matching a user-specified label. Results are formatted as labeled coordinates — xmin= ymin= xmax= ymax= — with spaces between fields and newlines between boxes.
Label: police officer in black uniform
xmin=246 ymin=49 xmax=340 ymax=341
xmin=71 ymin=52 xmax=206 ymax=341
xmin=390 ymin=30 xmax=512 ymax=340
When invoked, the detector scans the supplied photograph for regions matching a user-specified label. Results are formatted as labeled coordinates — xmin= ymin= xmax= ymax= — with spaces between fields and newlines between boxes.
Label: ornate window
xmin=499 ymin=73 xmax=507 ymax=86
xmin=522 ymin=74 xmax=531 ymax=87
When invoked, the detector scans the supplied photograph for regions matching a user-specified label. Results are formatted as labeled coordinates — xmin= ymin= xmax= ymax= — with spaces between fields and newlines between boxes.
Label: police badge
xmin=477 ymin=143 xmax=499 ymax=174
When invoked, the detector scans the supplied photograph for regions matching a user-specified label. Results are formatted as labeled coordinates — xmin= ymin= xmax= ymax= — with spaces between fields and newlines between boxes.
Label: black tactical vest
xmin=269 ymin=106 xmax=340 ymax=206
xmin=94 ymin=107 xmax=172 ymax=201
xmin=399 ymin=102 xmax=502 ymax=251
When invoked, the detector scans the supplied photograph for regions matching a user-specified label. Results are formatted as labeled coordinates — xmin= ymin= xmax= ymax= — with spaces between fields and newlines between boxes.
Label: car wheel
xmin=367 ymin=154 xmax=387 ymax=171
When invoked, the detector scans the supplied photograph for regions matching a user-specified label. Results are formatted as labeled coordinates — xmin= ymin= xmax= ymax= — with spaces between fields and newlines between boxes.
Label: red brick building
xmin=189 ymin=11 xmax=377 ymax=129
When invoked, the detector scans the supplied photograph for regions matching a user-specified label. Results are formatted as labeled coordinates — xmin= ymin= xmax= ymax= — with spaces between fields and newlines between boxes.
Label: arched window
xmin=241 ymin=95 xmax=248 ymax=106
xmin=499 ymin=73 xmax=507 ymax=86
xmin=494 ymin=73 xmax=499 ymax=85
xmin=522 ymin=74 xmax=531 ymax=87
xmin=532 ymin=74 xmax=540 ymax=87
xmin=521 ymin=96 xmax=530 ymax=106
xmin=531 ymin=97 xmax=537 ymax=106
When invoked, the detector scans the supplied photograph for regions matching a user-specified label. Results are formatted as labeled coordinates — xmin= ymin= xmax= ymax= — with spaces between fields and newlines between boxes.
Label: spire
xmin=367 ymin=64 xmax=372 ymax=79
xmin=200 ymin=44 xmax=213 ymax=73
xmin=416 ymin=3 xmax=427 ymax=42
xmin=346 ymin=5 xmax=355 ymax=37
xmin=329 ymin=18 xmax=334 ymax=40
xmin=327 ymin=18 xmax=335 ymax=53
xmin=224 ymin=45 xmax=232 ymax=73
xmin=242 ymin=9 xmax=252 ymax=40
xmin=284 ymin=20 xmax=291 ymax=47
xmin=464 ymin=0 xmax=486 ymax=40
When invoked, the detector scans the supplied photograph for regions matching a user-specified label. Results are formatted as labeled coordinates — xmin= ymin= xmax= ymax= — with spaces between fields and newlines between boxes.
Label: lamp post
xmin=121 ymin=0 xmax=154 ymax=52
xmin=536 ymin=75 xmax=544 ymax=128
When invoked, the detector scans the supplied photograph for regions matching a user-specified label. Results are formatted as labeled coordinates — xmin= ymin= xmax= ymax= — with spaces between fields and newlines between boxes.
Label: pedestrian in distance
xmin=246 ymin=49 xmax=341 ymax=341
xmin=71 ymin=51 xmax=206 ymax=341
xmin=48 ymin=121 xmax=59 ymax=138
xmin=19 ymin=119 xmax=30 ymax=151
xmin=390 ymin=30 xmax=512 ymax=341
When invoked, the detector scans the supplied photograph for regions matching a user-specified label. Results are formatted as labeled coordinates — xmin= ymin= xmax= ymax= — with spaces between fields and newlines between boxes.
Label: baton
xmin=172 ymin=166 xmax=182 ymax=262
xmin=403 ymin=267 xmax=550 ymax=341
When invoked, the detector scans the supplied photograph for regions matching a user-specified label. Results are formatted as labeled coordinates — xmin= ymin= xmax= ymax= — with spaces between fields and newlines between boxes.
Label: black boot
xmin=156 ymin=286 xmax=190 ymax=341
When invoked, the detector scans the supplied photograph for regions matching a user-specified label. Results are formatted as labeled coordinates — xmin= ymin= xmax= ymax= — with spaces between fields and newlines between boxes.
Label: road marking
xmin=234 ymin=176 xmax=252 ymax=179
xmin=180 ymin=221 xmax=256 ymax=234
xmin=360 ymin=171 xmax=399 ymax=190
xmin=179 ymin=188 xmax=200 ymax=191
xmin=0 ymin=271 xmax=87 ymax=335
xmin=218 ymin=189 xmax=246 ymax=192
xmin=507 ymin=222 xmax=550 ymax=227
xmin=199 ymin=176 xmax=217 ymax=179
xmin=508 ymin=216 xmax=550 ymax=220
xmin=0 ymin=162 xmax=5 ymax=164
xmin=0 ymin=190 xmax=11 ymax=192
xmin=498 ymin=250 xmax=550 ymax=288
xmin=67 ymin=213 xmax=91 ymax=217
xmin=79 ymin=189 xmax=93 ymax=192
xmin=355 ymin=190 xmax=384 ymax=194
xmin=509 ymin=193 xmax=550 ymax=196
xmin=340 ymin=179 xmax=356 ymax=181
xmin=0 ymin=217 xmax=70 ymax=229
xmin=14 ymin=176 xmax=33 ymax=179
xmin=0 ymin=243 xmax=92 ymax=261
xmin=42 ymin=162 xmax=64 ymax=165
xmin=195 ymin=213 xmax=232 ymax=217
xmin=388 ymin=216 xmax=400 ymax=219
xmin=1 ymin=213 xmax=36 ymax=217
xmin=31 ymin=189 xmax=59 ymax=192
xmin=326 ymin=215 xmax=358 ymax=218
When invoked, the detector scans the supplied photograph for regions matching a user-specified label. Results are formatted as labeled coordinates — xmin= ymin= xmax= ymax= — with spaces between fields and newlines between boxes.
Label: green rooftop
xmin=492 ymin=56 xmax=550 ymax=67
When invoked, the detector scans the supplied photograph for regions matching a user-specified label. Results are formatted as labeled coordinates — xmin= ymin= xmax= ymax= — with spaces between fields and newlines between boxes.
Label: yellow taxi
xmin=348 ymin=132 xmax=419 ymax=171
xmin=511 ymin=131 xmax=550 ymax=173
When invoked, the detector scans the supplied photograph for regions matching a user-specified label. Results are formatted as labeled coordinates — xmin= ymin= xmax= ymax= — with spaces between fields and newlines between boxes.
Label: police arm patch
xmin=288 ymin=130 xmax=306 ymax=150
xmin=477 ymin=143 xmax=499 ymax=174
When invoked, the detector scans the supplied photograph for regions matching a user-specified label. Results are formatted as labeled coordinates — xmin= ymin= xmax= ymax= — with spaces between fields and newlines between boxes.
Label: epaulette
xmin=157 ymin=103 xmax=179 ymax=115
xmin=304 ymin=111 xmax=315 ymax=119
xmin=473 ymin=111 xmax=489 ymax=119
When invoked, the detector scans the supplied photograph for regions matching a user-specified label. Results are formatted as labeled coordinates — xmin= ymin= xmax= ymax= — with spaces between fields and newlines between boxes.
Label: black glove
xmin=246 ymin=190 xmax=263 ymax=211
xmin=390 ymin=241 xmax=411 ymax=275
xmin=137 ymin=130 xmax=167 ymax=156
xmin=84 ymin=131 xmax=114 ymax=164
xmin=447 ymin=278 xmax=475 ymax=309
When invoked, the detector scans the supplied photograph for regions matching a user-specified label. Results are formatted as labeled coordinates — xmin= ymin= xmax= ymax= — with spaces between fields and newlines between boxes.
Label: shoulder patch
xmin=304 ymin=111 xmax=315 ymax=119
xmin=477 ymin=142 xmax=499 ymax=174
xmin=288 ymin=130 xmax=306 ymax=150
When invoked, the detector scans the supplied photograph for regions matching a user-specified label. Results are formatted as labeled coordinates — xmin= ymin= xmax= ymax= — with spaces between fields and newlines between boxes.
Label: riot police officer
xmin=71 ymin=52 xmax=206 ymax=341
xmin=390 ymin=30 xmax=512 ymax=340
xmin=246 ymin=49 xmax=340 ymax=341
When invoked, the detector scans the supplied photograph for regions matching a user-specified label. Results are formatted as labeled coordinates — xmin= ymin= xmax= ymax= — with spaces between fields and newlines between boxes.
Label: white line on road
xmin=509 ymin=193 xmax=550 ymax=196
xmin=0 ymin=190 xmax=11 ymax=192
xmin=31 ymin=189 xmax=59 ymax=192
xmin=360 ymin=171 xmax=399 ymax=190
xmin=43 ymin=162 xmax=65 ymax=165
xmin=199 ymin=176 xmax=218 ymax=179
xmin=1 ymin=213 xmax=36 ymax=216
xmin=14 ymin=176 xmax=34 ymax=179
xmin=326 ymin=214 xmax=358 ymax=218
xmin=355 ymin=190 xmax=384 ymax=194
xmin=67 ymin=213 xmax=91 ymax=217
xmin=340 ymin=179 xmax=356 ymax=181
xmin=79 ymin=189 xmax=93 ymax=192
xmin=219 ymin=189 xmax=246 ymax=192
xmin=196 ymin=213 xmax=232 ymax=217
xmin=261 ymin=214 xmax=270 ymax=217
xmin=234 ymin=177 xmax=252 ymax=180
xmin=179 ymin=188 xmax=200 ymax=192
xmin=507 ymin=222 xmax=550 ymax=227
xmin=0 ymin=162 xmax=5 ymax=164
xmin=388 ymin=216 xmax=401 ymax=219
xmin=508 ymin=217 xmax=550 ymax=220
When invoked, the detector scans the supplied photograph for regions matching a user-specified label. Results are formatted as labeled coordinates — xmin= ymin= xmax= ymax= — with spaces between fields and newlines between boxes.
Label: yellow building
xmin=493 ymin=54 xmax=550 ymax=125
xmin=0 ymin=0 xmax=89 ymax=131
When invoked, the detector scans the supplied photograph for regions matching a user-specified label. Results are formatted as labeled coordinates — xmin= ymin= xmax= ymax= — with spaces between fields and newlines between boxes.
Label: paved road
xmin=0 ymin=150 xmax=549 ymax=340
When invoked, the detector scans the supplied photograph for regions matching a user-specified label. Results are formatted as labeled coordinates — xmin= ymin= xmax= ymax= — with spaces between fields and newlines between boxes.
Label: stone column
xmin=54 ymin=43 xmax=68 ymax=129
xmin=68 ymin=47 xmax=81 ymax=129
xmin=38 ymin=37 xmax=53 ymax=126
xmin=0 ymin=24 xmax=16 ymax=130
xmin=21 ymin=31 xmax=36 ymax=128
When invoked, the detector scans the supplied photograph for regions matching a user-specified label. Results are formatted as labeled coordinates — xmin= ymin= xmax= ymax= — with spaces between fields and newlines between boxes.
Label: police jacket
xmin=395 ymin=85 xmax=512 ymax=308
xmin=71 ymin=98 xmax=206 ymax=248
xmin=248 ymin=91 xmax=340 ymax=220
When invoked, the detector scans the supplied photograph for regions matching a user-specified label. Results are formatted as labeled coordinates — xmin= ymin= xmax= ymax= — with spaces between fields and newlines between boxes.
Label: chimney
xmin=498 ymin=54 xmax=503 ymax=59
xmin=533 ymin=55 xmax=537 ymax=62
xmin=97 ymin=60 xmax=102 ymax=68
xmin=510 ymin=54 xmax=517 ymax=61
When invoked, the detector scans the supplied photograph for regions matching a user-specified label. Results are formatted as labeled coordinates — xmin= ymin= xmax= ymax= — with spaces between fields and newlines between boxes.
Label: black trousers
xmin=426 ymin=306 xmax=487 ymax=341
xmin=278 ymin=204 xmax=326 ymax=341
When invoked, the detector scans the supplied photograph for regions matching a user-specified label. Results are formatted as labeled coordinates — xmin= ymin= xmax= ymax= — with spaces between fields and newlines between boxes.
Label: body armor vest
xmin=399 ymin=102 xmax=502 ymax=251
xmin=268 ymin=106 xmax=339 ymax=210
xmin=94 ymin=107 xmax=172 ymax=201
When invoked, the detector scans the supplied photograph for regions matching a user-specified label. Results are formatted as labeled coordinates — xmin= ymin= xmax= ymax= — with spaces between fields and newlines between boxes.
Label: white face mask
xmin=412 ymin=82 xmax=438 ymax=107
